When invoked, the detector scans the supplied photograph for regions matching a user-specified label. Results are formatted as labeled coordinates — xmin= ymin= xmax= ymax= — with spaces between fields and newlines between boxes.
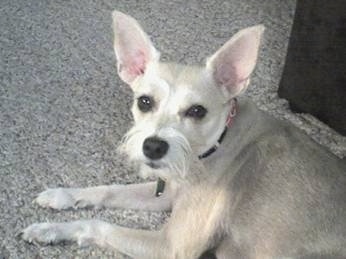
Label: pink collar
xmin=226 ymin=98 xmax=237 ymax=128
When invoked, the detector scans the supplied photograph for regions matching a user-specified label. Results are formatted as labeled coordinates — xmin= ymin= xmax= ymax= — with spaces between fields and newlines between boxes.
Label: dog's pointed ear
xmin=112 ymin=11 xmax=160 ymax=85
xmin=206 ymin=25 xmax=264 ymax=98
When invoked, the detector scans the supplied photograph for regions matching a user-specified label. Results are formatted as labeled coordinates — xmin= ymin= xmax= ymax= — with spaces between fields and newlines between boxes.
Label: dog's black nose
xmin=143 ymin=137 xmax=169 ymax=160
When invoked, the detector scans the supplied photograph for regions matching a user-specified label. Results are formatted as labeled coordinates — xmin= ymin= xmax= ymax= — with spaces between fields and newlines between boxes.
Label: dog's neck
xmin=198 ymin=98 xmax=238 ymax=159
xmin=155 ymin=98 xmax=238 ymax=197
xmin=198 ymin=127 xmax=228 ymax=159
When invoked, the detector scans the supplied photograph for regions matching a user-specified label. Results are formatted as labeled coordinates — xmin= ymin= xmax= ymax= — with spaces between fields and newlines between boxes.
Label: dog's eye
xmin=137 ymin=95 xmax=154 ymax=112
xmin=185 ymin=105 xmax=207 ymax=119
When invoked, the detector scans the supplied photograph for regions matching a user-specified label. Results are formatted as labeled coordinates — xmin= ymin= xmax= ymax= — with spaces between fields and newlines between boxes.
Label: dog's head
xmin=113 ymin=11 xmax=263 ymax=179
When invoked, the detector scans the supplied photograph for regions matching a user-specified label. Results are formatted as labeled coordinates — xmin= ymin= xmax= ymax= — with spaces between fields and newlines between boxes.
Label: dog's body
xmin=22 ymin=11 xmax=346 ymax=259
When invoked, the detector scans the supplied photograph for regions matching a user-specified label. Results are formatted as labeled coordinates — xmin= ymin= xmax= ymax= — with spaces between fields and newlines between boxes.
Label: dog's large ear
xmin=206 ymin=25 xmax=264 ymax=99
xmin=112 ymin=11 xmax=160 ymax=85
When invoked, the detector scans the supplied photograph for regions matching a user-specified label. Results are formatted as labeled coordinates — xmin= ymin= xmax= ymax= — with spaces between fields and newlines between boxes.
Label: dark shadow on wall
xmin=279 ymin=0 xmax=346 ymax=136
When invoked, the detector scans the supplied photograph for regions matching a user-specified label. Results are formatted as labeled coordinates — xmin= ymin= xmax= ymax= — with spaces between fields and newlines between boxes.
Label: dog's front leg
xmin=22 ymin=220 xmax=169 ymax=259
xmin=34 ymin=181 xmax=174 ymax=211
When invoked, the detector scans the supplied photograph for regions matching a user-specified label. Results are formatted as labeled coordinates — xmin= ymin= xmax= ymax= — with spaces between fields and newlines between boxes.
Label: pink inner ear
xmin=127 ymin=50 xmax=146 ymax=76
xmin=208 ymin=25 xmax=264 ymax=96
xmin=113 ymin=11 xmax=160 ymax=84
xmin=215 ymin=60 xmax=247 ymax=88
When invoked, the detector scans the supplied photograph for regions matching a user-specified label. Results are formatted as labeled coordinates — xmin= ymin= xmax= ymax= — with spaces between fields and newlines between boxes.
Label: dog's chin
xmin=144 ymin=161 xmax=165 ymax=170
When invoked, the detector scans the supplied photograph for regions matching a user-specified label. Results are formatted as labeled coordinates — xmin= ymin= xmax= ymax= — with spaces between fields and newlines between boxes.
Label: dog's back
xmin=209 ymin=97 xmax=346 ymax=258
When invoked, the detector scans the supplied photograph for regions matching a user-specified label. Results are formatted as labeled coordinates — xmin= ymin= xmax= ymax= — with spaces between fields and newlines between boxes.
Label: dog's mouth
xmin=145 ymin=161 xmax=164 ymax=169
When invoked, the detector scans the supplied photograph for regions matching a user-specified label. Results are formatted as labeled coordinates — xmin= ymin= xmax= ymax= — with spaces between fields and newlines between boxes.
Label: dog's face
xmin=112 ymin=11 xmax=263 ymax=179
xmin=122 ymin=62 xmax=228 ymax=177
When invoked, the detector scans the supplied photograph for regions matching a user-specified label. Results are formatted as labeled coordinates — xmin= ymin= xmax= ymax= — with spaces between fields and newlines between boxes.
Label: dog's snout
xmin=143 ymin=137 xmax=169 ymax=160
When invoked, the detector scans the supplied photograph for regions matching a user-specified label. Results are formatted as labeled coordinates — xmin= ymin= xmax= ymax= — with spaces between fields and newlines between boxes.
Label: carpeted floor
xmin=1 ymin=0 xmax=345 ymax=258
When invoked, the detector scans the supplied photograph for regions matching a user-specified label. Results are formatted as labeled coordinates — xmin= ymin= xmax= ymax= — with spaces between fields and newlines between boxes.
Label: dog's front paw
xmin=34 ymin=188 xmax=76 ymax=210
xmin=21 ymin=220 xmax=104 ymax=248
xmin=21 ymin=223 xmax=65 ymax=245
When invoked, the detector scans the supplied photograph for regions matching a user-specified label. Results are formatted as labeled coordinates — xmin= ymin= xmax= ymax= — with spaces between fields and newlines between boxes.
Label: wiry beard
xmin=118 ymin=124 xmax=193 ymax=180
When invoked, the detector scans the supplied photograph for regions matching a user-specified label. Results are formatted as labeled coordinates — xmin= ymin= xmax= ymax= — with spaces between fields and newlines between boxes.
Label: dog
xmin=21 ymin=11 xmax=346 ymax=259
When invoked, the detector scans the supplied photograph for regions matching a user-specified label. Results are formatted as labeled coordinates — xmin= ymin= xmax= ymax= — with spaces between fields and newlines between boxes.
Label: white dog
xmin=22 ymin=11 xmax=346 ymax=259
